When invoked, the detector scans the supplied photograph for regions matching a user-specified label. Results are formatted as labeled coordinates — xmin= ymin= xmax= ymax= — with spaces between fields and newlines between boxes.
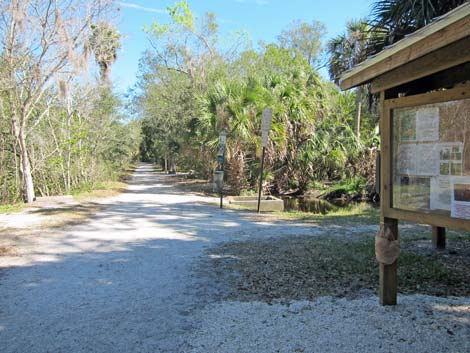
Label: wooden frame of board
xmin=339 ymin=3 xmax=470 ymax=305
xmin=381 ymin=86 xmax=470 ymax=230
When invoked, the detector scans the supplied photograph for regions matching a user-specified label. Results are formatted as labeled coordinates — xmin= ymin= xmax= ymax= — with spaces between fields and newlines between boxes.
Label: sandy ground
xmin=0 ymin=164 xmax=468 ymax=352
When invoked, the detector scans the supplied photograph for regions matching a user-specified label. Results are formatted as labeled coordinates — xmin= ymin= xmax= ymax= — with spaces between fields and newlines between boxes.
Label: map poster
xmin=451 ymin=177 xmax=470 ymax=219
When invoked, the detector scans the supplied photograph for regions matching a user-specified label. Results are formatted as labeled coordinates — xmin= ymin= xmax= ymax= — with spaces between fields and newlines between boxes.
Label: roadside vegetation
xmin=0 ymin=1 xmax=141 ymax=206
xmin=1 ymin=0 xmax=465 ymax=208
xmin=136 ymin=0 xmax=466 ymax=201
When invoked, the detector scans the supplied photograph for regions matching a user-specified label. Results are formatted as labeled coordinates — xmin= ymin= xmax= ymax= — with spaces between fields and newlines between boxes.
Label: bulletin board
xmin=381 ymin=86 xmax=470 ymax=230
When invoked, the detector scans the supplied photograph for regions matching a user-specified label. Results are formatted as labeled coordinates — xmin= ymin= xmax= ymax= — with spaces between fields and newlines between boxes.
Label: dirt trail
xmin=0 ymin=163 xmax=326 ymax=352
xmin=2 ymin=164 xmax=467 ymax=353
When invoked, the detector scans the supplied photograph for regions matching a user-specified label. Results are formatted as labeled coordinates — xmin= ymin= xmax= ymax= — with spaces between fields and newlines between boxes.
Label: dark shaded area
xmin=203 ymin=232 xmax=470 ymax=303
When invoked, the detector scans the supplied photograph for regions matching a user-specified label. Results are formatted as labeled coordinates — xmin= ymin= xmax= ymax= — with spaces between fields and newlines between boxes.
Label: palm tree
xmin=88 ymin=22 xmax=122 ymax=83
xmin=327 ymin=20 xmax=370 ymax=137
xmin=368 ymin=0 xmax=467 ymax=53
xmin=327 ymin=20 xmax=370 ymax=84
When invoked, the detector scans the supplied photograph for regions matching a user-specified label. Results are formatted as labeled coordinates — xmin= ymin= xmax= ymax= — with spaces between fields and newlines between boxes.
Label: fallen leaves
xmin=204 ymin=233 xmax=470 ymax=303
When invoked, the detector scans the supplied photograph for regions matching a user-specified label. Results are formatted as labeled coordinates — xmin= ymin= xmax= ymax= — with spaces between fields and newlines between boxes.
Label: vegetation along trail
xmin=1 ymin=164 xmax=469 ymax=352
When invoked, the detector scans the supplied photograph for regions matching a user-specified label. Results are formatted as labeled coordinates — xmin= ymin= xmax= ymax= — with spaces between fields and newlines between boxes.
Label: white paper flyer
xmin=416 ymin=106 xmax=439 ymax=142
xmin=430 ymin=176 xmax=451 ymax=211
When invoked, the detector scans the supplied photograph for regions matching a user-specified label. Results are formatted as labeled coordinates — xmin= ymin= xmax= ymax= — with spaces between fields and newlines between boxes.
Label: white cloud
xmin=117 ymin=2 xmax=166 ymax=14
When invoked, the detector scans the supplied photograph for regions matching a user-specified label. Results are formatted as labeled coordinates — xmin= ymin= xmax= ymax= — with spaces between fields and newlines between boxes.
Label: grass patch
xmin=281 ymin=202 xmax=379 ymax=224
xmin=72 ymin=181 xmax=127 ymax=201
xmin=221 ymin=201 xmax=259 ymax=211
xmin=0 ymin=203 xmax=25 ymax=214
xmin=239 ymin=202 xmax=379 ymax=225
xmin=205 ymin=233 xmax=470 ymax=303
xmin=323 ymin=176 xmax=367 ymax=198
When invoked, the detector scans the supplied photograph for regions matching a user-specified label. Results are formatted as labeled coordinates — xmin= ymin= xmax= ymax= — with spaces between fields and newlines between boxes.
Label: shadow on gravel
xmin=0 ymin=165 xmax=324 ymax=352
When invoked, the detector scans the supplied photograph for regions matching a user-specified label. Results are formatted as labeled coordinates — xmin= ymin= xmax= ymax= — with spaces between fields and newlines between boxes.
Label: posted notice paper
xmin=451 ymin=176 xmax=470 ymax=219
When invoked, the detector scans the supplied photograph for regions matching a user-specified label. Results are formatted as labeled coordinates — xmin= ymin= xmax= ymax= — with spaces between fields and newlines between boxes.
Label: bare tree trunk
xmin=18 ymin=132 xmax=35 ymax=202
xmin=65 ymin=95 xmax=72 ymax=192
xmin=12 ymin=113 xmax=35 ymax=203
xmin=356 ymin=88 xmax=362 ymax=138
xmin=356 ymin=101 xmax=362 ymax=138
xmin=78 ymin=113 xmax=85 ymax=182
xmin=12 ymin=136 xmax=20 ymax=196
xmin=170 ymin=159 xmax=177 ymax=174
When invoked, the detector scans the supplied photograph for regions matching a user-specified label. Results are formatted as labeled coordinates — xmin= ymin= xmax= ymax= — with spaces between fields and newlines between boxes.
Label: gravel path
xmin=1 ymin=164 xmax=468 ymax=352
xmin=0 ymin=164 xmax=324 ymax=352
xmin=188 ymin=295 xmax=470 ymax=353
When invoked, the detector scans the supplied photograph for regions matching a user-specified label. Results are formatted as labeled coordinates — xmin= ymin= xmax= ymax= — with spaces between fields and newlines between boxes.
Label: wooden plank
xmin=380 ymin=91 xmax=392 ymax=218
xmin=371 ymin=37 xmax=470 ymax=93
xmin=379 ymin=93 xmax=398 ymax=306
xmin=432 ymin=226 xmax=446 ymax=250
xmin=383 ymin=85 xmax=469 ymax=110
xmin=384 ymin=207 xmax=470 ymax=232
xmin=379 ymin=217 xmax=398 ymax=305
xmin=340 ymin=9 xmax=470 ymax=90
xmin=384 ymin=62 xmax=470 ymax=98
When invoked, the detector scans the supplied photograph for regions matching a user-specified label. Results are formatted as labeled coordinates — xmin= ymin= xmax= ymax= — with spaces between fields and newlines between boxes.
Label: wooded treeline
xmin=1 ymin=0 xmax=464 ymax=204
xmin=0 ymin=0 xmax=140 ymax=204
xmin=136 ymin=0 xmax=465 ymax=198
xmin=135 ymin=1 xmax=374 ymax=197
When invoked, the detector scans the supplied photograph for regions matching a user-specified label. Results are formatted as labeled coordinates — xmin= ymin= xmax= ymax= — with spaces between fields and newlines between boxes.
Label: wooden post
xmin=257 ymin=146 xmax=266 ymax=213
xmin=379 ymin=217 xmax=399 ymax=305
xmin=220 ymin=156 xmax=224 ymax=209
xmin=432 ymin=226 xmax=446 ymax=250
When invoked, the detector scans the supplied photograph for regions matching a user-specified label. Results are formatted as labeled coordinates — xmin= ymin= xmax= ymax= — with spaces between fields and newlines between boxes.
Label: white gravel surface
xmin=188 ymin=295 xmax=470 ymax=353
xmin=1 ymin=164 xmax=468 ymax=352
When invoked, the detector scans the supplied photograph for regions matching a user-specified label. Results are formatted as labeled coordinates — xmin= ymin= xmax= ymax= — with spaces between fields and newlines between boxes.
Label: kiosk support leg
xmin=432 ymin=226 xmax=446 ymax=250
xmin=379 ymin=217 xmax=398 ymax=305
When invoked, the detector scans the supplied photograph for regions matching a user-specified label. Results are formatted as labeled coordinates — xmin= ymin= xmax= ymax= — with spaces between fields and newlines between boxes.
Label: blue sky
xmin=111 ymin=0 xmax=373 ymax=93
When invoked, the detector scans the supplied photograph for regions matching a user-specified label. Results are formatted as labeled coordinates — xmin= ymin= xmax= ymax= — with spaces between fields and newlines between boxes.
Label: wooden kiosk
xmin=340 ymin=3 xmax=470 ymax=305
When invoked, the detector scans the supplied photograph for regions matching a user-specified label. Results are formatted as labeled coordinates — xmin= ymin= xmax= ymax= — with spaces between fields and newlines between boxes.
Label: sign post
xmin=218 ymin=132 xmax=226 ymax=209
xmin=258 ymin=108 xmax=272 ymax=213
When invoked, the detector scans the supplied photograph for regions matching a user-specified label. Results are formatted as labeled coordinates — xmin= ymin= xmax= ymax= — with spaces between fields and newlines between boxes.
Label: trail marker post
xmin=217 ymin=132 xmax=226 ymax=209
xmin=258 ymin=108 xmax=272 ymax=213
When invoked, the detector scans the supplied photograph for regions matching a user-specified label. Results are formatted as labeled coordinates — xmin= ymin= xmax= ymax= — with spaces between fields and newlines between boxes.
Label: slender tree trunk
xmin=18 ymin=133 xmax=35 ymax=202
xmin=12 ymin=114 xmax=35 ymax=203
xmin=47 ymin=112 xmax=67 ymax=191
xmin=356 ymin=101 xmax=362 ymax=138
xmin=78 ymin=113 xmax=85 ymax=183
xmin=356 ymin=88 xmax=362 ymax=138
xmin=12 ymin=136 xmax=20 ymax=197
xmin=65 ymin=96 xmax=72 ymax=192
